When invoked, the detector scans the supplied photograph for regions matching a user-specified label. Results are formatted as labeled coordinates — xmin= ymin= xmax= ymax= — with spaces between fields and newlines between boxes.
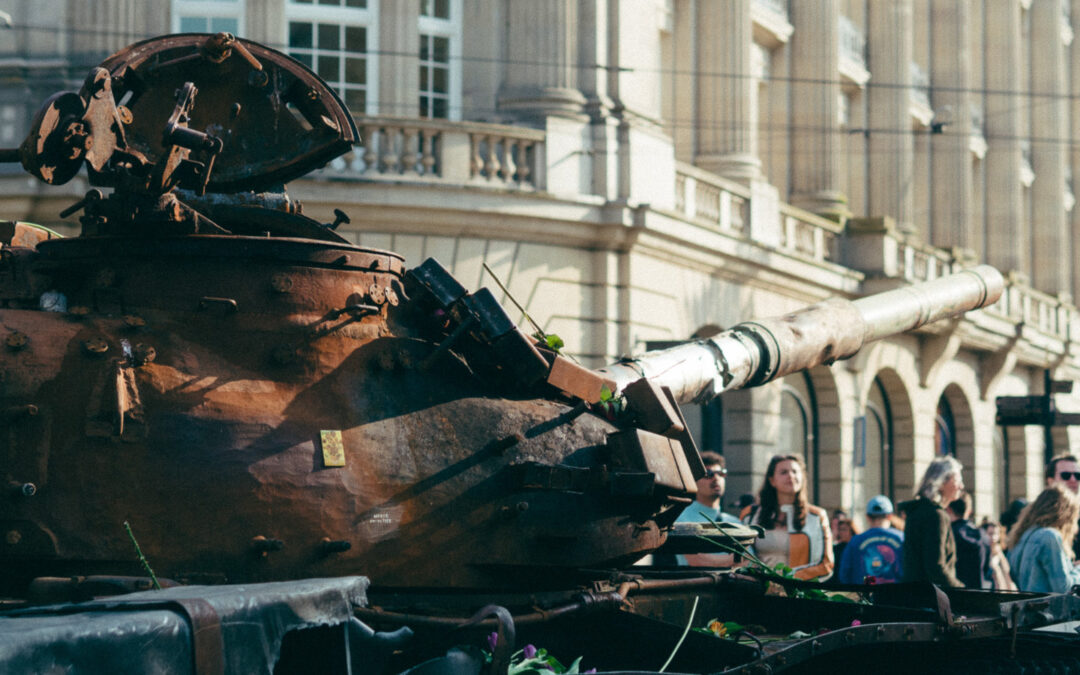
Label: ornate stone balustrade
xmin=315 ymin=116 xmax=546 ymax=190
xmin=995 ymin=274 xmax=1075 ymax=338
xmin=674 ymin=162 xmax=842 ymax=264
xmin=894 ymin=239 xmax=958 ymax=282
xmin=674 ymin=163 xmax=748 ymax=235
xmin=779 ymin=203 xmax=843 ymax=263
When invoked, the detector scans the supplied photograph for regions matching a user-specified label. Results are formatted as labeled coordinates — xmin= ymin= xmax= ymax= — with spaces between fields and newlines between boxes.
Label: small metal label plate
xmin=320 ymin=430 xmax=346 ymax=467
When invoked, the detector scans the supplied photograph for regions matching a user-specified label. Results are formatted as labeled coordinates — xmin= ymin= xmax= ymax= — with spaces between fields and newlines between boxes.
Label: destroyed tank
xmin=0 ymin=33 xmax=1006 ymax=596
xmin=6 ymin=33 xmax=1080 ymax=675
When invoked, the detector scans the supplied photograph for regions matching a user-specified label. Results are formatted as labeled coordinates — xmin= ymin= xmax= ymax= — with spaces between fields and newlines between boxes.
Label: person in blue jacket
xmin=838 ymin=495 xmax=904 ymax=584
xmin=1007 ymin=485 xmax=1080 ymax=594
xmin=676 ymin=452 xmax=740 ymax=566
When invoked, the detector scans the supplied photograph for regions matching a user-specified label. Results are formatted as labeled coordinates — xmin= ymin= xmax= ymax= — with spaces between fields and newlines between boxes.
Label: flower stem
xmin=123 ymin=520 xmax=161 ymax=590
xmin=659 ymin=595 xmax=698 ymax=673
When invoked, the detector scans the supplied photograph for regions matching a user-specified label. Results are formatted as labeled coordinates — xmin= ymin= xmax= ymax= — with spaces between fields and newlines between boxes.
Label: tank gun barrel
xmin=597 ymin=264 xmax=1004 ymax=405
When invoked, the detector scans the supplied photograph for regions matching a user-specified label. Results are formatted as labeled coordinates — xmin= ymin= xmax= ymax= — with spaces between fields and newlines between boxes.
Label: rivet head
xmin=134 ymin=343 xmax=157 ymax=365
xmin=82 ymin=337 xmax=109 ymax=355
xmin=116 ymin=105 xmax=133 ymax=125
xmin=5 ymin=530 xmax=21 ymax=545
xmin=270 ymin=273 xmax=294 ymax=293
xmin=5 ymin=332 xmax=28 ymax=351
xmin=384 ymin=287 xmax=400 ymax=306
xmin=368 ymin=284 xmax=385 ymax=305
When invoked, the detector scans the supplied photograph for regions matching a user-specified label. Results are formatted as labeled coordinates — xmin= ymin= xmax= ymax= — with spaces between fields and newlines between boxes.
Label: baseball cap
xmin=866 ymin=495 xmax=894 ymax=516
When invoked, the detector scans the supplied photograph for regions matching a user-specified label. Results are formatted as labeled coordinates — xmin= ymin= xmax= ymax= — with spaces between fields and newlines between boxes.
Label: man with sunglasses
xmin=676 ymin=452 xmax=740 ymax=566
xmin=1045 ymin=453 xmax=1080 ymax=559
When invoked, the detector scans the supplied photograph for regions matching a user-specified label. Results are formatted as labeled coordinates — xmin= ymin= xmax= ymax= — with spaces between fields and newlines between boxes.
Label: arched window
xmin=855 ymin=377 xmax=894 ymax=511
xmin=779 ymin=373 xmax=818 ymax=502
xmin=935 ymin=395 xmax=956 ymax=457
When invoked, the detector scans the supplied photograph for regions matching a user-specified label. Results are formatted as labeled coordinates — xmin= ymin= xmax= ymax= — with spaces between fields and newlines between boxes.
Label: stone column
xmin=379 ymin=1 xmax=421 ymax=119
xmin=929 ymin=0 xmax=976 ymax=251
xmin=722 ymin=387 xmax=782 ymax=507
xmin=984 ymin=1 xmax=1027 ymax=278
xmin=246 ymin=0 xmax=287 ymax=46
xmin=693 ymin=0 xmax=761 ymax=183
xmin=867 ymin=0 xmax=915 ymax=232
xmin=789 ymin=0 xmax=847 ymax=219
xmin=1030 ymin=0 xmax=1069 ymax=294
xmin=1073 ymin=0 xmax=1080 ymax=303
xmin=499 ymin=0 xmax=587 ymax=118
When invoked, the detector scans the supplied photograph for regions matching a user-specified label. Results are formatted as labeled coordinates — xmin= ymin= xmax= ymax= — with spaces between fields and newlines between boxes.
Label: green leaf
xmin=545 ymin=333 xmax=565 ymax=352
xmin=599 ymin=385 xmax=613 ymax=402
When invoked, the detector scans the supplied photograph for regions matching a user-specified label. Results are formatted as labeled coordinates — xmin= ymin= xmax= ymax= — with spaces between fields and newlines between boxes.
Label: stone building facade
xmin=2 ymin=0 xmax=1080 ymax=525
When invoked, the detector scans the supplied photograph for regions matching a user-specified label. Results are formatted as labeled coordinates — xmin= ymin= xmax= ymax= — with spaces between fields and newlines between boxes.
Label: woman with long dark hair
xmin=741 ymin=454 xmax=833 ymax=580
xmin=1007 ymin=485 xmax=1080 ymax=593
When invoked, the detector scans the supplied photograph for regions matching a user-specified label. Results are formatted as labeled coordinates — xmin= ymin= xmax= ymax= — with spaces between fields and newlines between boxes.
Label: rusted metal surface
xmin=598 ymin=265 xmax=1004 ymax=405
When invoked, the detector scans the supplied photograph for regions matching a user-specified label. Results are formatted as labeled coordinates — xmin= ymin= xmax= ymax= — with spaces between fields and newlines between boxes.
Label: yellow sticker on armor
xmin=321 ymin=430 xmax=346 ymax=467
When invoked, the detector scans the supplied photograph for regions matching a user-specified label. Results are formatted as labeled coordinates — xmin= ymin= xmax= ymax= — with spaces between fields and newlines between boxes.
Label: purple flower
xmin=523 ymin=645 xmax=537 ymax=659
xmin=850 ymin=620 xmax=861 ymax=627
xmin=487 ymin=631 xmax=498 ymax=651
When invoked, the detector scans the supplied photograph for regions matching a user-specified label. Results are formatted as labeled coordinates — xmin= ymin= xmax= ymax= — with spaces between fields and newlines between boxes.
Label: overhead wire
xmin=6 ymin=21 xmax=1080 ymax=153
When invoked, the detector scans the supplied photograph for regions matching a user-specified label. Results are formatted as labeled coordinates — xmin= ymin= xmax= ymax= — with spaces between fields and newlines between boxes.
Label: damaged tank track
xmin=1 ymin=33 xmax=1078 ymax=675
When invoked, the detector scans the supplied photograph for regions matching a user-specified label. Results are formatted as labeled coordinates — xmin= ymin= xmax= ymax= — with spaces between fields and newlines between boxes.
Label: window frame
xmin=418 ymin=0 xmax=461 ymax=121
xmin=285 ymin=0 xmax=379 ymax=116
xmin=171 ymin=0 xmax=245 ymax=36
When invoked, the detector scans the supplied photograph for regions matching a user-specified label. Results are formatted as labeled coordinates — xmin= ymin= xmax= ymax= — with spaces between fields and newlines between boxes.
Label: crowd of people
xmin=674 ymin=450 xmax=1080 ymax=592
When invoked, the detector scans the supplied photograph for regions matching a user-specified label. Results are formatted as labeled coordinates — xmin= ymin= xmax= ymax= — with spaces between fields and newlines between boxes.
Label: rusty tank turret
xmin=0 ymin=34 xmax=1005 ymax=597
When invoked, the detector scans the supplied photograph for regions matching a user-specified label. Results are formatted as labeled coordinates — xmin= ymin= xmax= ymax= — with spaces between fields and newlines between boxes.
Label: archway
xmin=938 ymin=383 xmax=975 ymax=494
xmin=867 ymin=368 xmax=915 ymax=501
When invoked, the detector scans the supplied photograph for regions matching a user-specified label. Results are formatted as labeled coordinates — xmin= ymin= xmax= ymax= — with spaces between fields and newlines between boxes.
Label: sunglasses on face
xmin=1059 ymin=471 xmax=1080 ymax=481
xmin=704 ymin=469 xmax=727 ymax=478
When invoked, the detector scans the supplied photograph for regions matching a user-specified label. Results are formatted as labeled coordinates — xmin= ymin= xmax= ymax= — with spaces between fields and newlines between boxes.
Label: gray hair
xmin=915 ymin=456 xmax=963 ymax=503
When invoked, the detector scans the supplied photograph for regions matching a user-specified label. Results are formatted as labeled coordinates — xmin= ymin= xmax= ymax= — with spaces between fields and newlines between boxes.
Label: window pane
xmin=433 ymin=37 xmax=449 ymax=63
xmin=180 ymin=17 xmax=207 ymax=32
xmin=420 ymin=96 xmax=430 ymax=117
xmin=421 ymin=0 xmax=448 ymax=18
xmin=419 ymin=35 xmax=430 ymax=61
xmin=345 ymin=57 xmax=366 ymax=85
xmin=345 ymin=89 xmax=366 ymax=113
xmin=419 ymin=66 xmax=428 ymax=89
xmin=318 ymin=23 xmax=340 ymax=50
xmin=293 ymin=52 xmax=313 ymax=68
xmin=345 ymin=0 xmax=366 ymax=6
xmin=432 ymin=98 xmax=447 ymax=118
xmin=432 ymin=67 xmax=447 ymax=93
xmin=289 ymin=22 xmax=313 ymax=49
xmin=210 ymin=17 xmax=239 ymax=34
xmin=318 ymin=55 xmax=339 ymax=81
xmin=318 ymin=0 xmax=337 ymax=5
xmin=292 ymin=0 xmax=313 ymax=4
xmin=344 ymin=26 xmax=366 ymax=52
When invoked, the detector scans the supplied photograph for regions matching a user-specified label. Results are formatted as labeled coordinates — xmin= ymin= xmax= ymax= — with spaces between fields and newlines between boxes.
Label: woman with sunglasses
xmin=741 ymin=454 xmax=834 ymax=580
xmin=1006 ymin=485 xmax=1080 ymax=593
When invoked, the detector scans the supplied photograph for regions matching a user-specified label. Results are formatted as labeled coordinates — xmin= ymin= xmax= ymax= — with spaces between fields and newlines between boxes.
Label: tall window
xmin=935 ymin=395 xmax=956 ymax=457
xmin=172 ymin=0 xmax=242 ymax=34
xmin=419 ymin=0 xmax=461 ymax=120
xmin=855 ymin=377 xmax=893 ymax=512
xmin=287 ymin=0 xmax=375 ymax=115
xmin=779 ymin=373 xmax=817 ymax=503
